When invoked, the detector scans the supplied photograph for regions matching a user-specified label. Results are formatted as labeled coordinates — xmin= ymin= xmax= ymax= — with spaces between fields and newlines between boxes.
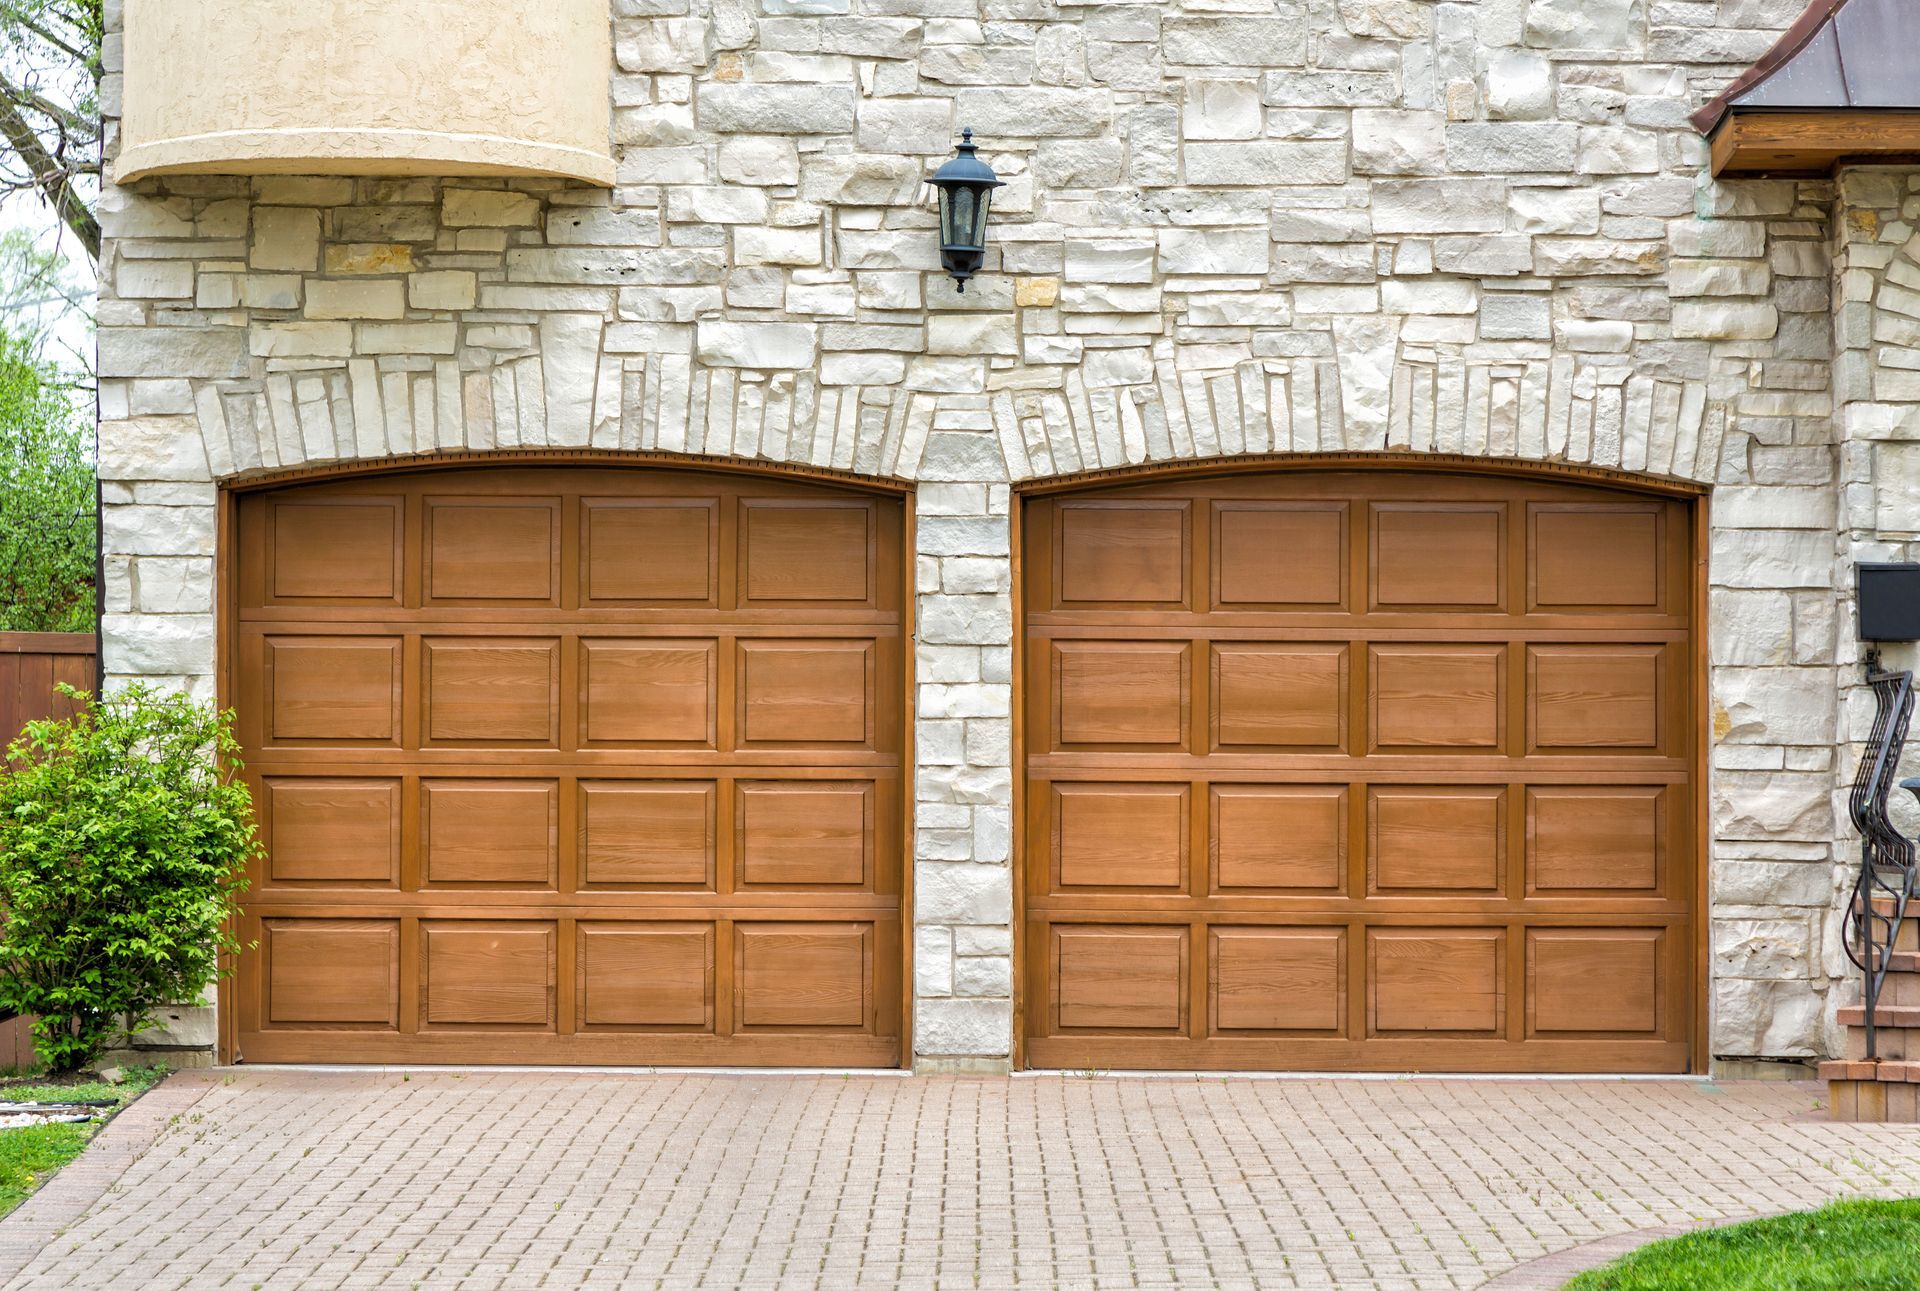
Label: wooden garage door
xmin=229 ymin=465 xmax=905 ymax=1066
xmin=1022 ymin=469 xmax=1696 ymax=1073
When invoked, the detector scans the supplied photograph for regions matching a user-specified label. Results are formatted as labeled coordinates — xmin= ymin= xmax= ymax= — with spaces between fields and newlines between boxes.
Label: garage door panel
xmin=741 ymin=500 xmax=876 ymax=606
xmin=422 ymin=780 xmax=557 ymax=889
xmin=420 ymin=921 xmax=557 ymax=1030
xmin=1054 ymin=926 xmax=1189 ymax=1032
xmin=1026 ymin=472 xmax=1695 ymax=1074
xmin=1528 ymin=645 xmax=1664 ymax=752
xmin=1368 ymin=929 xmax=1507 ymax=1037
xmin=1527 ymin=929 xmax=1665 ymax=1037
xmin=1056 ymin=501 xmax=1190 ymax=608
xmin=1212 ymin=644 xmax=1347 ymax=751
xmin=1369 ymin=644 xmax=1507 ymax=752
xmin=1527 ymin=787 xmax=1665 ymax=895
xmin=577 ymin=923 xmax=714 ymax=1031
xmin=1052 ymin=641 xmax=1190 ymax=750
xmin=1371 ymin=504 xmax=1506 ymax=611
xmin=235 ymin=467 xmax=904 ymax=1067
xmin=264 ymin=637 xmax=402 ymax=745
xmin=1212 ymin=502 xmax=1347 ymax=610
xmin=264 ymin=498 xmax=404 ymax=605
xmin=262 ymin=777 xmax=401 ymax=886
xmin=737 ymin=781 xmax=873 ymax=888
xmin=1053 ymin=783 xmax=1189 ymax=892
xmin=578 ymin=781 xmax=716 ymax=890
xmin=1530 ymin=505 xmax=1663 ymax=611
xmin=1210 ymin=786 xmax=1346 ymax=893
xmin=1211 ymin=928 xmax=1346 ymax=1035
xmin=581 ymin=498 xmax=718 ymax=606
xmin=261 ymin=918 xmax=400 ymax=1028
xmin=1368 ymin=787 xmax=1506 ymax=895
xmin=735 ymin=923 xmax=873 ymax=1030
xmin=739 ymin=640 xmax=874 ymax=747
xmin=424 ymin=498 xmax=561 ymax=606
xmin=423 ymin=639 xmax=560 ymax=746
xmin=580 ymin=639 xmax=717 ymax=747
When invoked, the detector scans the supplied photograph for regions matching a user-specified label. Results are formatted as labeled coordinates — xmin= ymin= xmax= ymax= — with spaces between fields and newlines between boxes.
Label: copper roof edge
xmin=1691 ymin=0 xmax=1850 ymax=136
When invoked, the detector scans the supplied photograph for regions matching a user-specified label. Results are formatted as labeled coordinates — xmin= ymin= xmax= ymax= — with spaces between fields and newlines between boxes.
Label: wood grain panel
xmin=738 ymin=782 xmax=871 ymax=887
xmin=1023 ymin=468 xmax=1696 ymax=1074
xmin=736 ymin=924 xmax=871 ymax=1029
xmin=582 ymin=499 xmax=716 ymax=604
xmin=1528 ymin=787 xmax=1662 ymax=893
xmin=1370 ymin=645 xmax=1505 ymax=751
xmin=265 ymin=638 xmax=399 ymax=743
xmin=1212 ymin=644 xmax=1345 ymax=750
xmin=232 ymin=466 xmax=905 ymax=1067
xmin=1054 ymin=641 xmax=1188 ymax=748
xmin=739 ymin=640 xmax=872 ymax=746
xmin=581 ymin=640 xmax=716 ymax=746
xmin=263 ymin=778 xmax=400 ymax=885
xmin=1528 ymin=930 xmax=1662 ymax=1035
xmin=1054 ymin=783 xmax=1188 ymax=890
xmin=424 ymin=640 xmax=559 ymax=745
xmin=262 ymin=919 xmax=398 ymax=1027
xmin=1213 ymin=503 xmax=1345 ymax=609
xmin=577 ymin=923 xmax=714 ymax=1029
xmin=1211 ymin=786 xmax=1345 ymax=892
xmin=1369 ymin=787 xmax=1505 ymax=894
xmin=425 ymin=499 xmax=559 ymax=603
xmin=420 ymin=921 xmax=557 ymax=1029
xmin=742 ymin=501 xmax=872 ymax=604
xmin=1056 ymin=502 xmax=1188 ymax=606
xmin=1054 ymin=926 xmax=1188 ymax=1031
xmin=1211 ymin=928 xmax=1345 ymax=1033
xmin=1369 ymin=930 xmax=1505 ymax=1036
xmin=269 ymin=500 xmax=401 ymax=602
xmin=422 ymin=780 xmax=557 ymax=887
xmin=1372 ymin=504 xmax=1503 ymax=609
xmin=1529 ymin=645 xmax=1661 ymax=750
xmin=579 ymin=782 xmax=715 ymax=888
xmin=1532 ymin=507 xmax=1660 ymax=609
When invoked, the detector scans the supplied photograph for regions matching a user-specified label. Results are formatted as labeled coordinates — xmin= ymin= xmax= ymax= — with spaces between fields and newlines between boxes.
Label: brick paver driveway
xmin=2 ymin=1070 xmax=1917 ymax=1289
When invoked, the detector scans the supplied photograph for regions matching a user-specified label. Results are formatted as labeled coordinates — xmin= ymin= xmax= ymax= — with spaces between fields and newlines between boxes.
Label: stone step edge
xmin=1821 ymin=1059 xmax=1920 ymax=1083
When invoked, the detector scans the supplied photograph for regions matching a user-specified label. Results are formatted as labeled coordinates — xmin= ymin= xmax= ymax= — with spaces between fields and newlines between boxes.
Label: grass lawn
xmin=1564 ymin=1199 xmax=1920 ymax=1291
xmin=0 ymin=1067 xmax=168 ymax=1219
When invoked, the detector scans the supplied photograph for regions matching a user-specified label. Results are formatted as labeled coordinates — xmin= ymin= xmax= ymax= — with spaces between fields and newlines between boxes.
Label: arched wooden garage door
xmin=228 ymin=464 xmax=906 ymax=1066
xmin=1021 ymin=467 xmax=1697 ymax=1073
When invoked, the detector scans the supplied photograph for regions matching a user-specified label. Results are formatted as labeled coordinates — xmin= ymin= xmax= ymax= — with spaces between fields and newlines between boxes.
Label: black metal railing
xmin=1844 ymin=658 xmax=1917 ymax=1061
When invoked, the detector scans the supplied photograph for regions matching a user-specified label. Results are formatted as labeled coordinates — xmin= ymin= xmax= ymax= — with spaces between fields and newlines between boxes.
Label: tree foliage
xmin=0 ymin=685 xmax=257 ymax=1073
xmin=0 ymin=0 xmax=102 ymax=262
xmin=0 ymin=328 xmax=93 ymax=633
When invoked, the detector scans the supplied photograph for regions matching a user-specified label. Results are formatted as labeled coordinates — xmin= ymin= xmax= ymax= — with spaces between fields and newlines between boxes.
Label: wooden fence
xmin=0 ymin=632 xmax=95 ymax=750
xmin=0 ymin=634 xmax=94 ymax=1070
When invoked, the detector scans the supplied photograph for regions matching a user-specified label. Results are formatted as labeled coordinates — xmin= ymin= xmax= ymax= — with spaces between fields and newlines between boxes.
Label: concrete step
xmin=1837 ymin=1004 xmax=1920 ymax=1028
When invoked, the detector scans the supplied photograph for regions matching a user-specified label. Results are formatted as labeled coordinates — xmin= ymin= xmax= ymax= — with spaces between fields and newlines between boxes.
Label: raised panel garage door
xmin=1021 ymin=470 xmax=1696 ymax=1073
xmin=230 ymin=466 xmax=905 ymax=1066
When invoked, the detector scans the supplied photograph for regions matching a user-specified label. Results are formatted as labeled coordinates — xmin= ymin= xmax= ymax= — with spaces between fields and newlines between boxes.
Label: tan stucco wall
xmin=116 ymin=0 xmax=613 ymax=186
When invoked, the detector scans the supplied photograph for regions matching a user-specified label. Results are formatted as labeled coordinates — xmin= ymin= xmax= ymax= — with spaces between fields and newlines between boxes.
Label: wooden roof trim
xmin=1708 ymin=108 xmax=1920 ymax=177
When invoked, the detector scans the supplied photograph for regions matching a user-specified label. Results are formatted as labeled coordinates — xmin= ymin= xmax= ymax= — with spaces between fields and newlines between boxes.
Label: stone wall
xmin=96 ymin=0 xmax=1873 ymax=1067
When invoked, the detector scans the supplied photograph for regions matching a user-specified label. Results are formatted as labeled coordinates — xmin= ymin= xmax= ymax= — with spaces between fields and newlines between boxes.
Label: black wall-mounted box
xmin=1858 ymin=562 xmax=1920 ymax=641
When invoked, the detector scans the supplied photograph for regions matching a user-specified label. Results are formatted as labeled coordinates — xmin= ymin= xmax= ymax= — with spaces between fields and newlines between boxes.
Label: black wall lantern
xmin=930 ymin=128 xmax=1003 ymax=292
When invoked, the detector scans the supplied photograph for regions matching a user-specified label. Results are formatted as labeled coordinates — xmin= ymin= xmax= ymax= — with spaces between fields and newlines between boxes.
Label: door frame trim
xmin=215 ymin=451 xmax=917 ymax=1068
xmin=1008 ymin=453 xmax=1710 ymax=1074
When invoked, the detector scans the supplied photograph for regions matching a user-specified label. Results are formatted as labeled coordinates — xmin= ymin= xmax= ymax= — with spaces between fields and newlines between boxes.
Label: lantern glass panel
xmin=944 ymin=187 xmax=976 ymax=248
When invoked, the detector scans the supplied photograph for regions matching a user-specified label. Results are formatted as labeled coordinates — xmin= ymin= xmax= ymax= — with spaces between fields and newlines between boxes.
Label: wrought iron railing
xmin=1844 ymin=658 xmax=1917 ymax=1061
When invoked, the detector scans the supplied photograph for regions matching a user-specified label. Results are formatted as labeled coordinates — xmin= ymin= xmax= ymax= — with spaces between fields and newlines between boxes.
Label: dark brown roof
xmin=1692 ymin=0 xmax=1920 ymax=136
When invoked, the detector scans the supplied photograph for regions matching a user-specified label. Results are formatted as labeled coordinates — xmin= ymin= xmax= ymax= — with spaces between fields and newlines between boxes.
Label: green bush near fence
xmin=0 ymin=685 xmax=257 ymax=1072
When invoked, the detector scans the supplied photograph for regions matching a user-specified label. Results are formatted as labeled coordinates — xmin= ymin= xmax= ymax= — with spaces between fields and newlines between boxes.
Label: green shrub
xmin=0 ymin=684 xmax=257 ymax=1072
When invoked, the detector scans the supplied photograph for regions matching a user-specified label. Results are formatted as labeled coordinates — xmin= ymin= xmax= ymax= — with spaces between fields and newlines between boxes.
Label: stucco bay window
xmin=116 ymin=0 xmax=613 ymax=186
